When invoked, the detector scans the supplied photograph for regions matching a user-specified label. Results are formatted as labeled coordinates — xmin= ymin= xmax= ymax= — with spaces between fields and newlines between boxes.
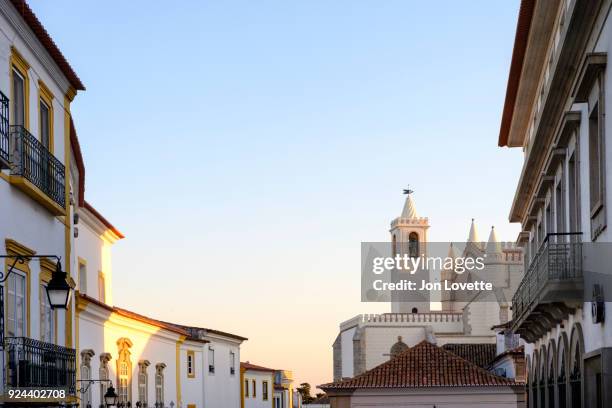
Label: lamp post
xmin=0 ymin=255 xmax=72 ymax=306
xmin=0 ymin=254 xmax=72 ymax=339
xmin=77 ymin=379 xmax=118 ymax=408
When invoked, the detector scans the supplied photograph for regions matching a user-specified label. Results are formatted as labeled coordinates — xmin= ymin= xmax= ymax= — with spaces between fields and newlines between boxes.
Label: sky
xmin=30 ymin=0 xmax=522 ymax=391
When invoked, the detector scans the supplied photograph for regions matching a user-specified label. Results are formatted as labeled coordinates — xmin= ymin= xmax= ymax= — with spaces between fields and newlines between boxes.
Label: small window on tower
xmin=408 ymin=233 xmax=419 ymax=258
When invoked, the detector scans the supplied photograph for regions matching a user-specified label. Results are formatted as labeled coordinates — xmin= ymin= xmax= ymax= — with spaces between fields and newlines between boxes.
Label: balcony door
xmin=11 ymin=68 xmax=25 ymax=128
xmin=6 ymin=272 xmax=26 ymax=337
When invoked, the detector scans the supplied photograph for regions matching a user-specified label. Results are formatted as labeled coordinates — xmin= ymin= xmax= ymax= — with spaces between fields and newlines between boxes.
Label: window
xmin=39 ymin=99 xmax=50 ymax=150
xmin=7 ymin=272 xmax=26 ymax=337
xmin=589 ymin=83 xmax=607 ymax=239
xmin=545 ymin=203 xmax=552 ymax=236
xmin=230 ymin=351 xmax=236 ymax=375
xmin=252 ymin=379 xmax=256 ymax=398
xmin=187 ymin=350 xmax=195 ymax=378
xmin=555 ymin=179 xmax=565 ymax=233
xmin=569 ymin=152 xmax=581 ymax=235
xmin=116 ymin=338 xmax=133 ymax=404
xmin=40 ymin=283 xmax=55 ymax=343
xmin=155 ymin=363 xmax=165 ymax=406
xmin=11 ymin=68 xmax=25 ymax=127
xmin=80 ymin=350 xmax=94 ymax=407
xmin=78 ymin=260 xmax=86 ymax=294
xmin=263 ymin=381 xmax=269 ymax=400
xmin=99 ymin=354 xmax=111 ymax=408
xmin=244 ymin=379 xmax=249 ymax=397
xmin=408 ymin=232 xmax=419 ymax=258
xmin=138 ymin=361 xmax=149 ymax=405
xmin=98 ymin=272 xmax=106 ymax=303
xmin=208 ymin=347 xmax=215 ymax=373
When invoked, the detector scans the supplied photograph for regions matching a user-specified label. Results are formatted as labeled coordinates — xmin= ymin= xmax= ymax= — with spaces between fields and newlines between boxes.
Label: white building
xmin=333 ymin=192 xmax=524 ymax=379
xmin=73 ymin=136 xmax=247 ymax=408
xmin=241 ymin=362 xmax=275 ymax=408
xmin=0 ymin=0 xmax=85 ymax=405
xmin=499 ymin=0 xmax=612 ymax=406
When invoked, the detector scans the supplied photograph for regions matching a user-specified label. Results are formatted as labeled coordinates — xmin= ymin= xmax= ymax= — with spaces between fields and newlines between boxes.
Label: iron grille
xmin=512 ymin=232 xmax=582 ymax=328
xmin=4 ymin=336 xmax=76 ymax=395
xmin=9 ymin=125 xmax=65 ymax=207
xmin=0 ymin=91 xmax=8 ymax=168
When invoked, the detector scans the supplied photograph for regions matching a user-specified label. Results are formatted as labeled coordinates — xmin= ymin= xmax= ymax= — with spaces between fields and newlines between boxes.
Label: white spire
xmin=486 ymin=226 xmax=502 ymax=254
xmin=468 ymin=218 xmax=480 ymax=243
xmin=401 ymin=194 xmax=417 ymax=218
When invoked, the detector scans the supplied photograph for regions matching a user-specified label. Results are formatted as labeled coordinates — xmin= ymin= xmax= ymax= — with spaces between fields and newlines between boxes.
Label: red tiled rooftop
xmin=10 ymin=0 xmax=85 ymax=90
xmin=320 ymin=341 xmax=519 ymax=390
xmin=241 ymin=362 xmax=275 ymax=373
xmin=441 ymin=343 xmax=497 ymax=369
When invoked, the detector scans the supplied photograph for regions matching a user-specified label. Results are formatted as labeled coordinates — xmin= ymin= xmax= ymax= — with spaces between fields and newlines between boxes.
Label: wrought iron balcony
xmin=511 ymin=233 xmax=583 ymax=342
xmin=0 ymin=91 xmax=9 ymax=169
xmin=9 ymin=125 xmax=66 ymax=212
xmin=4 ymin=336 xmax=76 ymax=396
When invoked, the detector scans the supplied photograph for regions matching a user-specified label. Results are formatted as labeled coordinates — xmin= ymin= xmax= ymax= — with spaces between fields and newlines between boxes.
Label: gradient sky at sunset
xmin=30 ymin=0 xmax=521 ymax=390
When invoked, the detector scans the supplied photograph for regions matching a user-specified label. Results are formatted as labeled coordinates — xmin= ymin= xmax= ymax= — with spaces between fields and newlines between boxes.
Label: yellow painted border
xmin=263 ymin=380 xmax=269 ymax=401
xmin=176 ymin=335 xmax=186 ymax=407
xmin=39 ymin=257 xmax=58 ymax=344
xmin=38 ymin=79 xmax=54 ymax=153
xmin=98 ymin=271 xmax=106 ymax=302
xmin=9 ymin=46 xmax=30 ymax=130
xmin=240 ymin=366 xmax=245 ymax=408
xmin=63 ymin=93 xmax=72 ymax=347
xmin=187 ymin=350 xmax=195 ymax=378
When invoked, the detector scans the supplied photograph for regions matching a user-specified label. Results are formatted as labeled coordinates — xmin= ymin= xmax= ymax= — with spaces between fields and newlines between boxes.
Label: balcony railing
xmin=9 ymin=125 xmax=65 ymax=208
xmin=512 ymin=233 xmax=582 ymax=335
xmin=4 ymin=336 xmax=76 ymax=395
xmin=0 ymin=92 xmax=8 ymax=169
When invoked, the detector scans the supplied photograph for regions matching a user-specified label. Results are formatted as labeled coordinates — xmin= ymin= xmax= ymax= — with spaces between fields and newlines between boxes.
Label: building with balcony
xmin=498 ymin=0 xmax=612 ymax=406
xmin=332 ymin=193 xmax=524 ymax=380
xmin=0 ymin=1 xmax=255 ymax=407
xmin=0 ymin=0 xmax=85 ymax=405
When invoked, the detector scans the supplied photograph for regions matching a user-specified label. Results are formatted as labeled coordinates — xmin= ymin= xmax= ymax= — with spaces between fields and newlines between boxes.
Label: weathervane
xmin=403 ymin=186 xmax=413 ymax=195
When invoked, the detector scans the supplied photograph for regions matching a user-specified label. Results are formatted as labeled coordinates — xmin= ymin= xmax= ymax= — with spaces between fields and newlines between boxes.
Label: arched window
xmin=99 ymin=353 xmax=112 ymax=408
xmin=392 ymin=234 xmax=397 ymax=257
xmin=138 ymin=360 xmax=150 ymax=405
xmin=539 ymin=347 xmax=547 ymax=408
xmin=547 ymin=340 xmax=556 ymax=408
xmin=526 ymin=356 xmax=532 ymax=408
xmin=531 ymin=351 xmax=539 ymax=408
xmin=80 ymin=349 xmax=95 ymax=407
xmin=116 ymin=338 xmax=133 ymax=404
xmin=558 ymin=335 xmax=568 ymax=408
xmin=411 ymin=307 xmax=418 ymax=314
xmin=569 ymin=324 xmax=583 ymax=408
xmin=408 ymin=232 xmax=419 ymax=258
xmin=155 ymin=363 xmax=166 ymax=407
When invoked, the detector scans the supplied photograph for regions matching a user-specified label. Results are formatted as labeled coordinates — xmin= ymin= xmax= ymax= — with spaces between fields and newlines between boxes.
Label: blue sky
xmin=31 ymin=0 xmax=522 ymax=388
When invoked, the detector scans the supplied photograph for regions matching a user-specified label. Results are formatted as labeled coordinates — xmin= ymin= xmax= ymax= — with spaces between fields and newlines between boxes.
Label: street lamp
xmin=0 ymin=255 xmax=72 ymax=309
xmin=45 ymin=260 xmax=71 ymax=309
xmin=104 ymin=384 xmax=119 ymax=407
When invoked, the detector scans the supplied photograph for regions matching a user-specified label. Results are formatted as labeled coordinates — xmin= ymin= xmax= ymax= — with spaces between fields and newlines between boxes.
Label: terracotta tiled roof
xmin=77 ymin=293 xmax=207 ymax=341
xmin=241 ymin=362 xmax=275 ymax=373
xmin=10 ymin=0 xmax=85 ymax=90
xmin=441 ymin=343 xmax=497 ymax=369
xmin=320 ymin=341 xmax=518 ymax=390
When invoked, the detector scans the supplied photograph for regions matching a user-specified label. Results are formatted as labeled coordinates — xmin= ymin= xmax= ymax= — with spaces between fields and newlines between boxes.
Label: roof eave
xmin=498 ymin=0 xmax=536 ymax=147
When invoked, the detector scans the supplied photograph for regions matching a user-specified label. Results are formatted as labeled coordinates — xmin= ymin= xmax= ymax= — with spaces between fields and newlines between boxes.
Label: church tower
xmin=389 ymin=190 xmax=430 ymax=313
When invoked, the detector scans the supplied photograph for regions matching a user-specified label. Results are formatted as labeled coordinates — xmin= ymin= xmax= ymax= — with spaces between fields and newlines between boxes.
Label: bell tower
xmin=389 ymin=189 xmax=430 ymax=313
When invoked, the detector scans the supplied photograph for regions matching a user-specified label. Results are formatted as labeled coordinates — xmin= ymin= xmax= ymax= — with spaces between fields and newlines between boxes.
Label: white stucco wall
xmin=78 ymin=304 xmax=182 ymax=407
xmin=203 ymin=334 xmax=242 ymax=408
xmin=243 ymin=370 xmax=274 ymax=408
